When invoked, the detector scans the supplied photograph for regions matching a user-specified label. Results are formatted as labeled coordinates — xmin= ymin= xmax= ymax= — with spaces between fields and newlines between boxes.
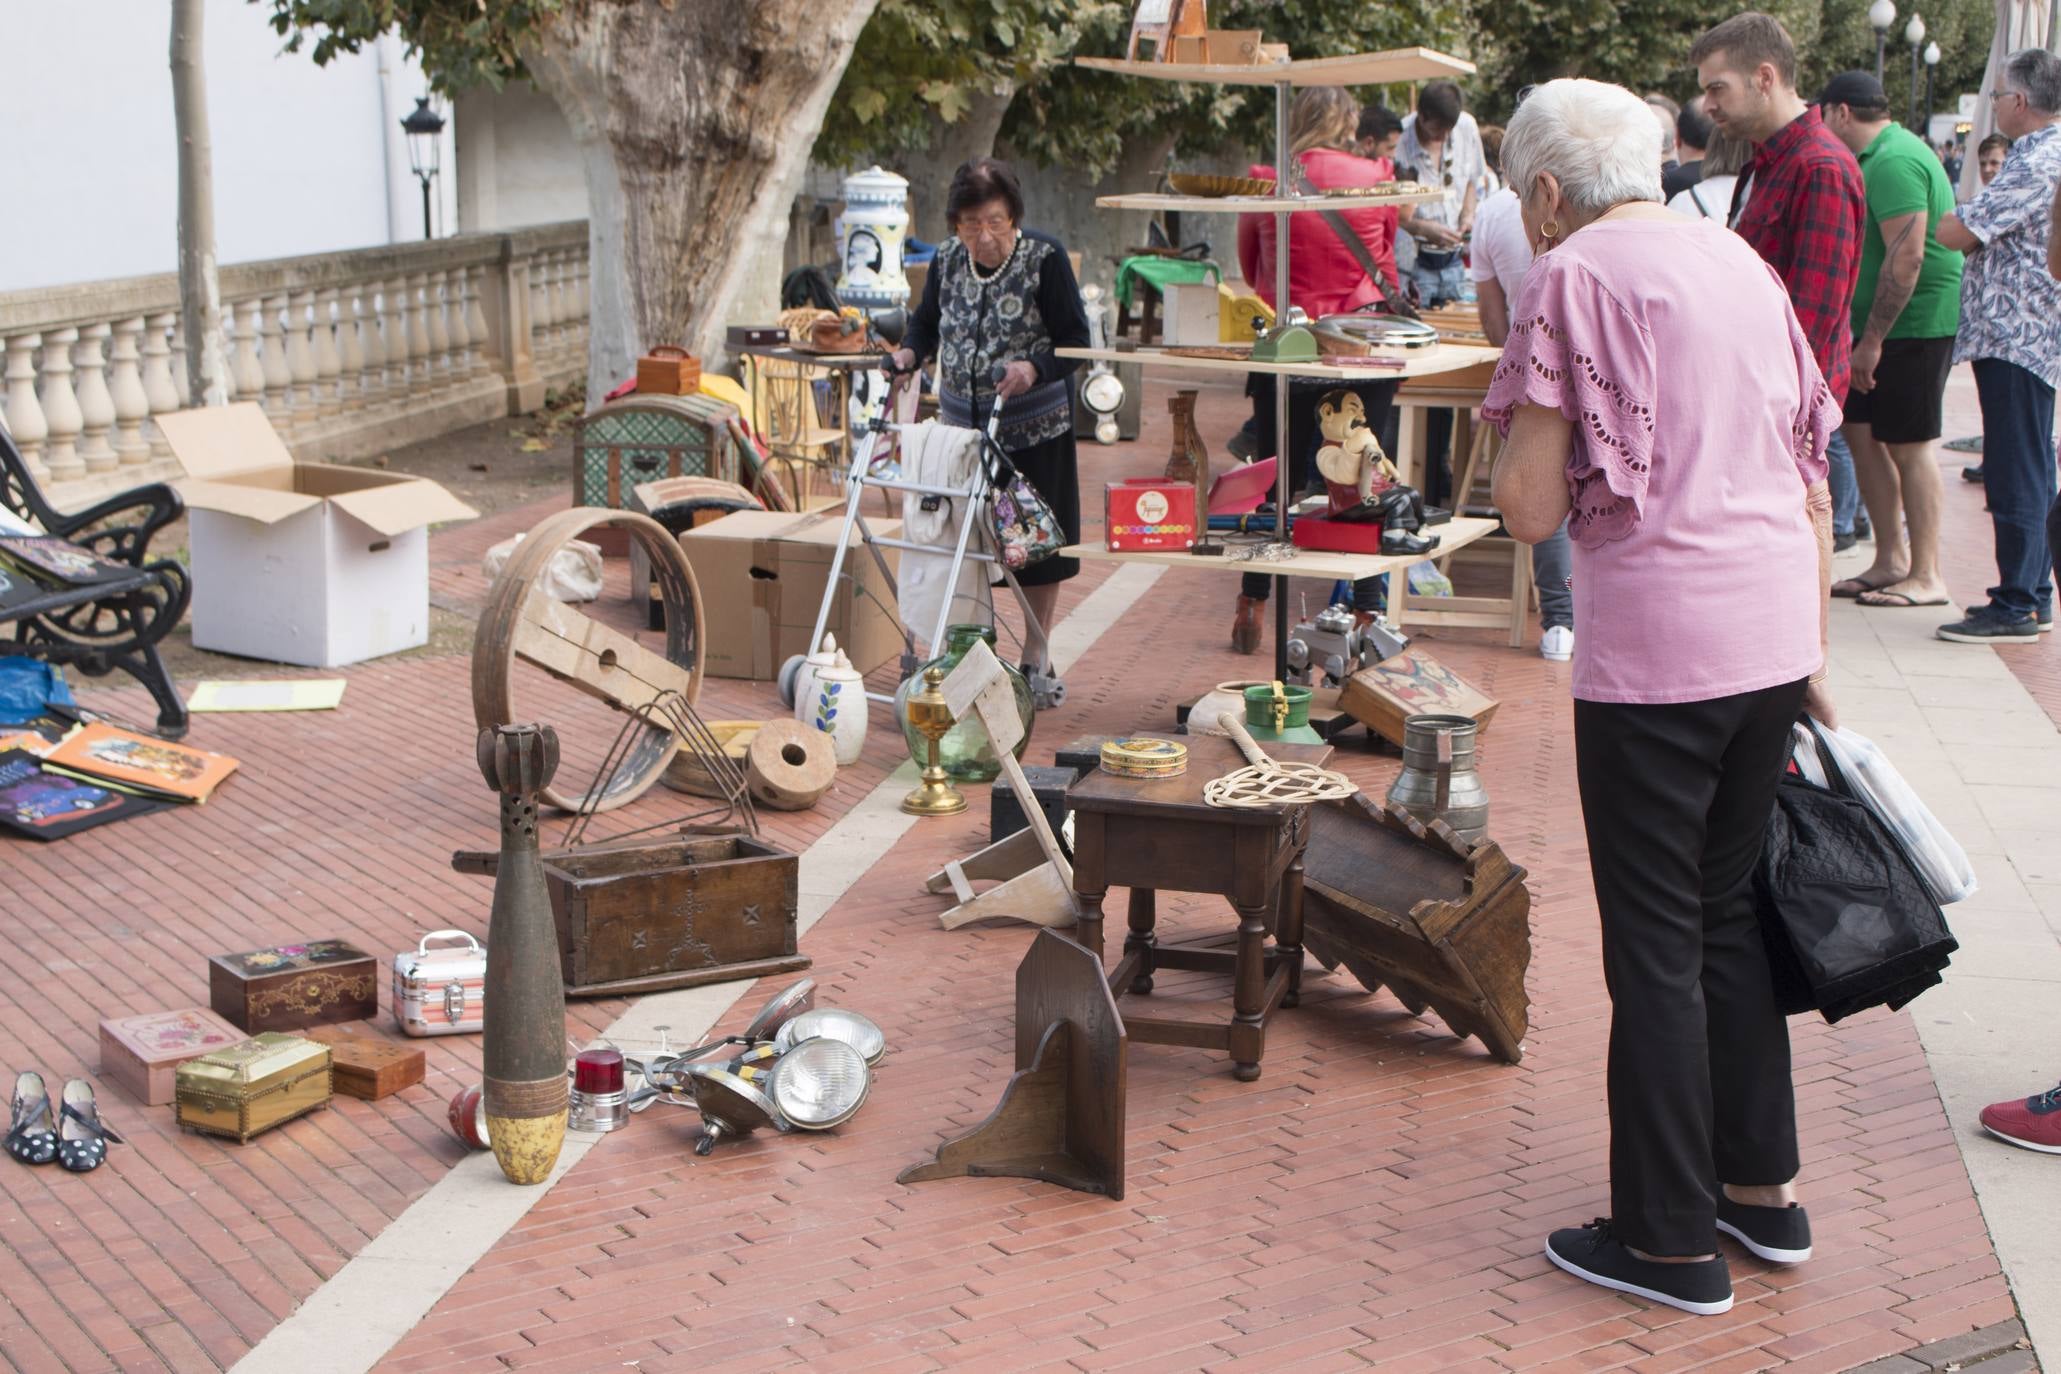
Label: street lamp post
xmin=1871 ymin=0 xmax=1897 ymax=82
xmin=1906 ymin=14 xmax=1927 ymax=131
xmin=1923 ymin=41 xmax=1941 ymax=137
xmin=400 ymin=96 xmax=445 ymax=241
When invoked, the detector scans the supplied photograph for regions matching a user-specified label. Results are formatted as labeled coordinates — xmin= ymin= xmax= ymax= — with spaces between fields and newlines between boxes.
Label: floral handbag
xmin=983 ymin=442 xmax=1063 ymax=571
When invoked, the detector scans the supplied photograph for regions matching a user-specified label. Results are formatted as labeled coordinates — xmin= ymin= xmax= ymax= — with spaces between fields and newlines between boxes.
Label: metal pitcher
xmin=1384 ymin=714 xmax=1488 ymax=843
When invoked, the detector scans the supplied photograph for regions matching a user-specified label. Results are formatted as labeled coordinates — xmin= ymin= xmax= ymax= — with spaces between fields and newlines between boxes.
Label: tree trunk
xmin=895 ymin=87 xmax=1018 ymax=235
xmin=170 ymin=0 xmax=227 ymax=407
xmin=524 ymin=1 xmax=880 ymax=405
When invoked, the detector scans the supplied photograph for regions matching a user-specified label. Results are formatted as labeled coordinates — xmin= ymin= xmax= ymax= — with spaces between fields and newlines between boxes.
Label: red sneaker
xmin=1979 ymin=1082 xmax=2061 ymax=1154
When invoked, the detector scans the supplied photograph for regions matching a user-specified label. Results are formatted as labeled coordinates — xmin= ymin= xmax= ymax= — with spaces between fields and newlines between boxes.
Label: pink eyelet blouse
xmin=1481 ymin=219 xmax=1835 ymax=705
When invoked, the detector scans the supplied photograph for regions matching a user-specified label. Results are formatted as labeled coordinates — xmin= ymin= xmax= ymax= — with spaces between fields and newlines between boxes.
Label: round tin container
xmin=1100 ymin=737 xmax=1189 ymax=780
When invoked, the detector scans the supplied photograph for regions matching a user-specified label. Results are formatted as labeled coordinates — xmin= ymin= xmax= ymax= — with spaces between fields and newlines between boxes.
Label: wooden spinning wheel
xmin=473 ymin=507 xmax=704 ymax=813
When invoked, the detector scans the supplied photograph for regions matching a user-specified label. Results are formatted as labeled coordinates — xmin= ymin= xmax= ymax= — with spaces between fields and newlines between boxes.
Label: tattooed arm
xmin=1850 ymin=209 xmax=1927 ymax=393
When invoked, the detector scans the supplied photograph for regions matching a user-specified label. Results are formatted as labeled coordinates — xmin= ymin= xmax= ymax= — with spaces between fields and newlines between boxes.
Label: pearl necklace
xmin=968 ymin=232 xmax=1020 ymax=283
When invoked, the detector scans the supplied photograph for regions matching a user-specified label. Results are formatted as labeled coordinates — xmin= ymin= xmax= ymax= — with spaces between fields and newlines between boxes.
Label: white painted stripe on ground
xmin=232 ymin=561 xmax=1165 ymax=1374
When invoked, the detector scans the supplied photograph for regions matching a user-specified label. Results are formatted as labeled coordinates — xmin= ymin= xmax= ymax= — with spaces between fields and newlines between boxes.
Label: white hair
xmin=1501 ymin=79 xmax=1665 ymax=215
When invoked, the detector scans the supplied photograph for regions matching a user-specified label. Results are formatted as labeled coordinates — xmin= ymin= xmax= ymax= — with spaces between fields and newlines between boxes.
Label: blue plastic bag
xmin=0 ymin=659 xmax=74 ymax=725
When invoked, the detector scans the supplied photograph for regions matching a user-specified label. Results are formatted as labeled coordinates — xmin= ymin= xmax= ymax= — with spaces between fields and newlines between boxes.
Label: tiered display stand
xmin=1061 ymin=47 xmax=1491 ymax=678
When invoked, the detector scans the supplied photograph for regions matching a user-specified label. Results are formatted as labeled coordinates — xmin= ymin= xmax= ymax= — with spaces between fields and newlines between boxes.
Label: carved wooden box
xmin=208 ymin=940 xmax=379 ymax=1034
xmin=541 ymin=834 xmax=809 ymax=998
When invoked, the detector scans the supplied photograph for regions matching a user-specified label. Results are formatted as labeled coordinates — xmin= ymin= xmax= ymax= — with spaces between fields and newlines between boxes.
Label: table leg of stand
xmin=1076 ymin=886 xmax=1106 ymax=964
xmin=1278 ymin=853 xmax=1306 ymax=1009
xmin=1124 ymin=888 xmax=1157 ymax=994
xmin=1230 ymin=898 xmax=1269 ymax=1081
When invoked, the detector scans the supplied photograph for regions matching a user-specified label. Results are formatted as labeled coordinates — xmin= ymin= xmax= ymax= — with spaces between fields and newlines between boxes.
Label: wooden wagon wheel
xmin=473 ymin=507 xmax=704 ymax=813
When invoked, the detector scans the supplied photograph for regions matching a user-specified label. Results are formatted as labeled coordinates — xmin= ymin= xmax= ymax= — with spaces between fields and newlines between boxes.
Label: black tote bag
xmin=1752 ymin=718 xmax=1959 ymax=1024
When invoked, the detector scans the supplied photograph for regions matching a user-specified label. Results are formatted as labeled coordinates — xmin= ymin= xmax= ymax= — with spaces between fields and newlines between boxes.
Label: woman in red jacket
xmin=1229 ymin=87 xmax=1406 ymax=652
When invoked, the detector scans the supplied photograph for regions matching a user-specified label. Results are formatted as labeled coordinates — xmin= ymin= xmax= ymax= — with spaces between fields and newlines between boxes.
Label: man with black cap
xmin=1819 ymin=70 xmax=1963 ymax=612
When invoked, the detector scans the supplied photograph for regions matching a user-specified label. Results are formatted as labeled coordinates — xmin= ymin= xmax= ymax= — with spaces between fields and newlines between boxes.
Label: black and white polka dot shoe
xmin=6 ymin=1071 xmax=57 ymax=1166
xmin=55 ymin=1079 xmax=121 ymax=1174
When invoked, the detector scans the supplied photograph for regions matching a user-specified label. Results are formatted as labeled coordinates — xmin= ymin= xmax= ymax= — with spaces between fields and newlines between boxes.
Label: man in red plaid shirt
xmin=1691 ymin=14 xmax=1866 ymax=405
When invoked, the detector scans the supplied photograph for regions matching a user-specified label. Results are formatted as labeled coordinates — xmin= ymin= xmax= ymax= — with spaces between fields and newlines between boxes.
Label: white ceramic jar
xmin=804 ymin=646 xmax=868 ymax=766
xmin=835 ymin=165 xmax=912 ymax=310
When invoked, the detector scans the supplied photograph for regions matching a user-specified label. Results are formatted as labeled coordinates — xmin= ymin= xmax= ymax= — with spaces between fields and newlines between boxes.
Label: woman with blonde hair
xmin=1227 ymin=86 xmax=1408 ymax=649
xmin=1667 ymin=131 xmax=1751 ymax=219
xmin=1485 ymin=77 xmax=1837 ymax=1315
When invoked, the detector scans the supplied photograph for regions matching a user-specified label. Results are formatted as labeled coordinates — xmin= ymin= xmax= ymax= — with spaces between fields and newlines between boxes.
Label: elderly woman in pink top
xmin=1484 ymin=79 xmax=1837 ymax=1317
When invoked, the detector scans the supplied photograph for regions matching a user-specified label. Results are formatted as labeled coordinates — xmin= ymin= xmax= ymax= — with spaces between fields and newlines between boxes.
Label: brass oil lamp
xmin=901 ymin=666 xmax=967 ymax=816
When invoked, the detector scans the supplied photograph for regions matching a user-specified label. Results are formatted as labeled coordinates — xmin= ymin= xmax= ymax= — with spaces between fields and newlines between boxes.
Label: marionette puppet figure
xmin=1312 ymin=389 xmax=1438 ymax=554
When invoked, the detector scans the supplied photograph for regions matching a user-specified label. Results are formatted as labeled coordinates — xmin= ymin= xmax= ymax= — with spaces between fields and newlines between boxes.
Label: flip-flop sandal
xmin=55 ymin=1080 xmax=122 ymax=1173
xmin=1857 ymin=590 xmax=1951 ymax=608
xmin=5 ymin=1072 xmax=56 ymax=1165
xmin=1832 ymin=574 xmax=1901 ymax=598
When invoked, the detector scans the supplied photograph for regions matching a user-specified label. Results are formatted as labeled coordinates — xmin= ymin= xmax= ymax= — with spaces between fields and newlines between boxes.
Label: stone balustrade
xmin=0 ymin=221 xmax=590 ymax=508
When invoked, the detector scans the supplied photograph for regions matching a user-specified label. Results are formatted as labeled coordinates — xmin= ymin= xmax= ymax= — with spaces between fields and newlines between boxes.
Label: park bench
xmin=0 ymin=424 xmax=192 ymax=738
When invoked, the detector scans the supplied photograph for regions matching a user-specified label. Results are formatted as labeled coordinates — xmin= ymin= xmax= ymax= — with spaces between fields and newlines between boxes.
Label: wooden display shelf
xmin=1095 ymin=190 xmax=1443 ymax=213
xmin=1075 ymin=47 xmax=1475 ymax=87
xmin=1061 ymin=515 xmax=1497 ymax=580
xmin=1056 ymin=343 xmax=1501 ymax=383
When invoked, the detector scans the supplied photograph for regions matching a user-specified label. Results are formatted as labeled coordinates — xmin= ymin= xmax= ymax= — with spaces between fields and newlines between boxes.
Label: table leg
xmin=1278 ymin=854 xmax=1306 ymax=1009
xmin=1230 ymin=897 xmax=1269 ymax=1081
xmin=1124 ymin=888 xmax=1157 ymax=994
xmin=1076 ymin=885 xmax=1106 ymax=964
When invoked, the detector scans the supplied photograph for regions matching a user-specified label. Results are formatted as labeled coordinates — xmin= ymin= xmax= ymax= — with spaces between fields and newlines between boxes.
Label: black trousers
xmin=1573 ymin=677 xmax=1808 ymax=1256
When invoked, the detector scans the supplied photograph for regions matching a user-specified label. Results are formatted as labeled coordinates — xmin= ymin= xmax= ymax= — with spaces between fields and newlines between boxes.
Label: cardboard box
xmin=1106 ymin=479 xmax=1197 ymax=552
xmin=154 ymin=404 xmax=478 ymax=667
xmin=681 ymin=509 xmax=902 ymax=680
xmin=1161 ymin=282 xmax=1222 ymax=346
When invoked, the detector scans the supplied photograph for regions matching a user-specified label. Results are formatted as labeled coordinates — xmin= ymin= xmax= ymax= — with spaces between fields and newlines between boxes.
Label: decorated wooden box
xmin=99 ymin=1008 xmax=247 ymax=1105
xmin=208 ymin=940 xmax=378 ymax=1033
xmin=1339 ymin=649 xmax=1499 ymax=748
xmin=541 ymin=833 xmax=809 ymax=998
xmin=305 ymin=1029 xmax=426 ymax=1101
xmin=174 ymin=1033 xmax=333 ymax=1143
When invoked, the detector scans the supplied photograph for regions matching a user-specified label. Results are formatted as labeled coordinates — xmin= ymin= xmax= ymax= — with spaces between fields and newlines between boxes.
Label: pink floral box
xmin=99 ymin=1008 xmax=248 ymax=1105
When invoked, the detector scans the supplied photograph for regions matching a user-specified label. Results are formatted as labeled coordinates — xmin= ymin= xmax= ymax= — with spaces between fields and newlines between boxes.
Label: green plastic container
xmin=1242 ymin=682 xmax=1324 ymax=746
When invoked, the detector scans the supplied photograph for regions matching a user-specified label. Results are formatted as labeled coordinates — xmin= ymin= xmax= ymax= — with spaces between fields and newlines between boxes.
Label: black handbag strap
xmin=1294 ymin=167 xmax=1422 ymax=320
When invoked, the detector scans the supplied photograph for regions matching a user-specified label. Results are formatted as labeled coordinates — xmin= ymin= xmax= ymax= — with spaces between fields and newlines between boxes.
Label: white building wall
xmin=0 ymin=0 xmax=453 ymax=291
xmin=454 ymin=82 xmax=589 ymax=231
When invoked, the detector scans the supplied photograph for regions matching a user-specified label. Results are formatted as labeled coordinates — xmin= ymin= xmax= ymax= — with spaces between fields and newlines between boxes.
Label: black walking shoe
xmin=1937 ymin=608 xmax=2041 ymax=643
xmin=1715 ymin=1196 xmax=1813 ymax=1264
xmin=1964 ymin=601 xmax=2053 ymax=632
xmin=1545 ymin=1219 xmax=1734 ymax=1315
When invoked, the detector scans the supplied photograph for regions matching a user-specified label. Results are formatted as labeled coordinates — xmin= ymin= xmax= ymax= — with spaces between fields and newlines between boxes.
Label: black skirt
xmin=1004 ymin=429 xmax=1081 ymax=586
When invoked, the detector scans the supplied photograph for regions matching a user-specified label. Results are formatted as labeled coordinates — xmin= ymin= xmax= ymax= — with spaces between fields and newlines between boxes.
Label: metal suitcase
xmin=392 ymin=930 xmax=487 ymax=1037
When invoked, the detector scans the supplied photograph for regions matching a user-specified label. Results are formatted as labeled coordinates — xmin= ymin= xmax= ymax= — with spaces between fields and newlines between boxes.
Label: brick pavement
xmin=0 ymin=376 xmax=2035 ymax=1373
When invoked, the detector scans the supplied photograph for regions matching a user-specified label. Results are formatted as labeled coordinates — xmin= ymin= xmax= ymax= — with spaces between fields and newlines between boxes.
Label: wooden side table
xmin=1066 ymin=734 xmax=1335 ymax=1081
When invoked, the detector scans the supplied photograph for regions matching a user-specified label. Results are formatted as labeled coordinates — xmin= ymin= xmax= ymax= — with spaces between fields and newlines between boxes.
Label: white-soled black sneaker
xmin=1715 ymin=1196 xmax=1813 ymax=1263
xmin=1545 ymin=1219 xmax=1734 ymax=1315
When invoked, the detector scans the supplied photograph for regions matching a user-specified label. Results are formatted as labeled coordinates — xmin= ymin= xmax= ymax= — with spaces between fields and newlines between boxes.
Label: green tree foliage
xmin=255 ymin=0 xmax=563 ymax=92
xmin=815 ymin=0 xmax=1101 ymax=168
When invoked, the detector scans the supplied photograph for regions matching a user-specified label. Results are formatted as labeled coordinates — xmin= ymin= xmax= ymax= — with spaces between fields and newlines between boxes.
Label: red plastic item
xmin=1207 ymin=457 xmax=1277 ymax=515
xmin=573 ymin=1048 xmax=625 ymax=1094
xmin=1289 ymin=513 xmax=1388 ymax=554
xmin=1106 ymin=478 xmax=1197 ymax=552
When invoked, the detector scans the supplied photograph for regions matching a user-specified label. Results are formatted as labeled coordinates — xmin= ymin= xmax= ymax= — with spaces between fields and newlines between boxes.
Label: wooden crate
xmin=1297 ymin=795 xmax=1531 ymax=1063
xmin=541 ymin=833 xmax=810 ymax=997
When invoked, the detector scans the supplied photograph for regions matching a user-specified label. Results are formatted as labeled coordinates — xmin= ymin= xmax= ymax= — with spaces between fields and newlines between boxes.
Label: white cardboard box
xmin=154 ymin=404 xmax=478 ymax=667
xmin=1160 ymin=281 xmax=1222 ymax=346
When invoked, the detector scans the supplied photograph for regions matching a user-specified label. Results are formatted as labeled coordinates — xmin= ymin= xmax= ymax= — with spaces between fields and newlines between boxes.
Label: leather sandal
xmin=55 ymin=1080 xmax=121 ymax=1173
xmin=6 ymin=1071 xmax=58 ymax=1165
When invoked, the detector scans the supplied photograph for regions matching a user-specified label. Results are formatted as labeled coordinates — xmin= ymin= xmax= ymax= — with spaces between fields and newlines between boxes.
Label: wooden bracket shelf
xmin=1096 ymin=190 xmax=1442 ymax=213
xmin=1056 ymin=343 xmax=1501 ymax=383
xmin=1075 ymin=47 xmax=1476 ymax=87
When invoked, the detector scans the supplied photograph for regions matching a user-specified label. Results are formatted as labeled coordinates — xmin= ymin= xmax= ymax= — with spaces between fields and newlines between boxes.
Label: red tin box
xmin=1105 ymin=479 xmax=1197 ymax=552
xmin=1290 ymin=513 xmax=1387 ymax=555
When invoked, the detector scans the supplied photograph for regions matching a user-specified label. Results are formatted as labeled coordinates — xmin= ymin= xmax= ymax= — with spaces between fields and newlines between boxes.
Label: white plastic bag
xmin=1791 ymin=720 xmax=1978 ymax=906
xmin=481 ymin=533 xmax=604 ymax=603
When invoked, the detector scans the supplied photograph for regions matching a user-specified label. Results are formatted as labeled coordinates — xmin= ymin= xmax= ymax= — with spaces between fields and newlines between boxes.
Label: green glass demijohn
xmin=893 ymin=624 xmax=1035 ymax=783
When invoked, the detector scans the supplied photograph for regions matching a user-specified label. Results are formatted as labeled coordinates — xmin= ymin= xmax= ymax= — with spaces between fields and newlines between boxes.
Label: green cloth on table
xmin=1114 ymin=256 xmax=1221 ymax=309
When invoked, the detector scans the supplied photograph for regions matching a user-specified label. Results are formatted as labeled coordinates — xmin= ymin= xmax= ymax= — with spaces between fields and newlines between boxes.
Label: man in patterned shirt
xmin=1690 ymin=14 xmax=1867 ymax=545
xmin=1934 ymin=49 xmax=2061 ymax=643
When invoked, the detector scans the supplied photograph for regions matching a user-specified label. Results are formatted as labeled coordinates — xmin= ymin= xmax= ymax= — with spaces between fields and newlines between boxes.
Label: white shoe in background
xmin=1540 ymin=625 xmax=1574 ymax=662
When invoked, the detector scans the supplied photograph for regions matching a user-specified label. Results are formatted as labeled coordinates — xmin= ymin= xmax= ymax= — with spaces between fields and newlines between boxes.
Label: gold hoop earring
xmin=1541 ymin=220 xmax=1560 ymax=239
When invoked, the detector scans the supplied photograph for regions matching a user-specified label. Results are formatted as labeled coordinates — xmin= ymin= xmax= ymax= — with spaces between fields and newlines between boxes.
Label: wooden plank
xmin=511 ymin=590 xmax=696 ymax=708
xmin=1075 ymin=47 xmax=1475 ymax=86
xmin=1094 ymin=190 xmax=1443 ymax=212
xmin=1056 ymin=343 xmax=1500 ymax=383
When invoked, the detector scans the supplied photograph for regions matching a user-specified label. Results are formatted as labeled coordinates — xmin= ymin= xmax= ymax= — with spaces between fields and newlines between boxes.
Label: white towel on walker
xmin=896 ymin=419 xmax=993 ymax=651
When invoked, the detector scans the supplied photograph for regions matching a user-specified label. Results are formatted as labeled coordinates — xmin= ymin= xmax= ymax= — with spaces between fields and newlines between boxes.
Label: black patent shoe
xmin=6 ymin=1071 xmax=57 ymax=1165
xmin=55 ymin=1080 xmax=121 ymax=1173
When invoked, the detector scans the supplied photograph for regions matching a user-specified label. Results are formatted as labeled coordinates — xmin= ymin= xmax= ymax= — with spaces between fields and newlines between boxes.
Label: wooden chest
xmin=1339 ymin=649 xmax=1499 ymax=747
xmin=305 ymin=1029 xmax=425 ymax=1101
xmin=1297 ymin=795 xmax=1532 ymax=1063
xmin=542 ymin=833 xmax=810 ymax=997
xmin=174 ymin=1033 xmax=333 ymax=1143
xmin=99 ymin=1007 xmax=247 ymax=1105
xmin=208 ymin=940 xmax=378 ymax=1033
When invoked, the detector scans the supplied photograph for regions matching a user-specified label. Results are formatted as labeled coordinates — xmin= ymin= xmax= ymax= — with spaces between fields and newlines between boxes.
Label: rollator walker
xmin=776 ymin=361 xmax=1067 ymax=712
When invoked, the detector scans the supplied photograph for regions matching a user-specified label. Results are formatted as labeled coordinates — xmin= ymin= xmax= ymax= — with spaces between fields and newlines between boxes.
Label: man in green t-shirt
xmin=1821 ymin=71 xmax=1963 ymax=610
